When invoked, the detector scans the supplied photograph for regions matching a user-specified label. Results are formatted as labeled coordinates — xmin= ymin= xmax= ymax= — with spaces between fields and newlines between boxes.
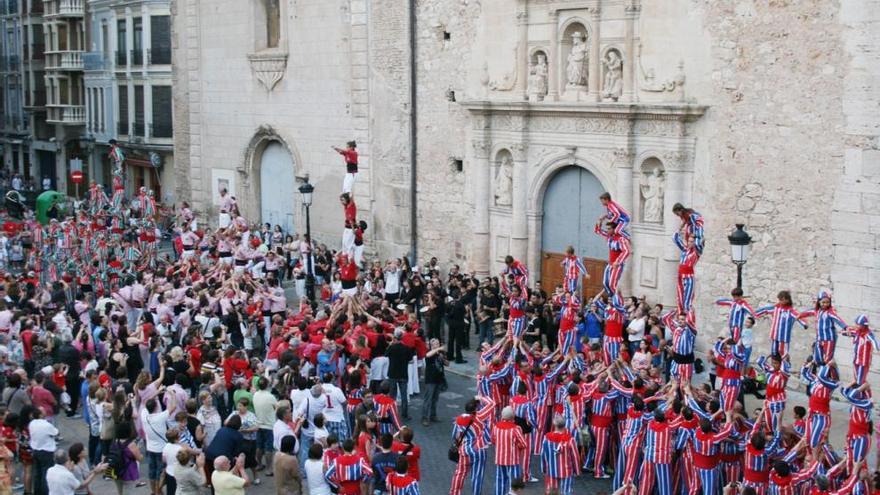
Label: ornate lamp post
xmin=298 ymin=179 xmax=315 ymax=304
xmin=727 ymin=223 xmax=752 ymax=291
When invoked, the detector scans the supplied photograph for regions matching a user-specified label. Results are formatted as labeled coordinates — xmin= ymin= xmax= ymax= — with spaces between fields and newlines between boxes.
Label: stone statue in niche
xmin=602 ymin=50 xmax=623 ymax=101
xmin=566 ymin=33 xmax=588 ymax=88
xmin=640 ymin=167 xmax=665 ymax=223
xmin=264 ymin=0 xmax=280 ymax=48
xmin=528 ymin=53 xmax=548 ymax=101
xmin=494 ymin=156 xmax=513 ymax=206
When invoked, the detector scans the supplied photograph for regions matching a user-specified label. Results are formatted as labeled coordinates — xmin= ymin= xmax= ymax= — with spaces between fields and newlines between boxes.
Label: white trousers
xmin=343 ymin=172 xmax=357 ymax=194
xmin=218 ymin=213 xmax=231 ymax=229
xmin=342 ymin=228 xmax=355 ymax=253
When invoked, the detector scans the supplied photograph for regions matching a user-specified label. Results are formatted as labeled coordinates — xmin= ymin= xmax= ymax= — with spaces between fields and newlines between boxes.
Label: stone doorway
xmin=259 ymin=141 xmax=296 ymax=235
xmin=540 ymin=165 xmax=607 ymax=299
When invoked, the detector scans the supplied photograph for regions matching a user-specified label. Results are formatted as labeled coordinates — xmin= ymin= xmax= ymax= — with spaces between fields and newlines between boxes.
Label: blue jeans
xmin=743 ymin=346 xmax=753 ymax=369
xmin=298 ymin=434 xmax=314 ymax=474
xmin=478 ymin=320 xmax=494 ymax=346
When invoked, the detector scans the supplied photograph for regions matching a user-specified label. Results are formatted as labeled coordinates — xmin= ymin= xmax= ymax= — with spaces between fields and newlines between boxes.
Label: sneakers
xmin=528 ymin=476 xmax=539 ymax=482
xmin=421 ymin=419 xmax=430 ymax=427
xmin=253 ymin=478 xmax=261 ymax=485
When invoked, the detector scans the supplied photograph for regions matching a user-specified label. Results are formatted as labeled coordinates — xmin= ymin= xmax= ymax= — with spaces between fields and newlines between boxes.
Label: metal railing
xmin=115 ymin=50 xmax=126 ymax=67
xmin=46 ymin=104 xmax=85 ymax=124
xmin=83 ymin=51 xmax=105 ymax=71
xmin=44 ymin=50 xmax=83 ymax=70
xmin=148 ymin=47 xmax=171 ymax=65
xmin=131 ymin=49 xmax=142 ymax=66
xmin=117 ymin=120 xmax=127 ymax=135
xmin=132 ymin=121 xmax=144 ymax=136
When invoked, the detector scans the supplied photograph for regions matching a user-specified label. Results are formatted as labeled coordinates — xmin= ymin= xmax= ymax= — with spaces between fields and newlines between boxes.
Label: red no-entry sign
xmin=71 ymin=170 xmax=83 ymax=184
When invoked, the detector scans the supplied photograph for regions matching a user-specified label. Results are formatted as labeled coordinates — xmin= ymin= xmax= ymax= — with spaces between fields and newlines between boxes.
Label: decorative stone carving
xmin=509 ymin=143 xmax=527 ymax=161
xmin=528 ymin=53 xmax=549 ymax=102
xmin=633 ymin=120 xmax=684 ymax=138
xmin=248 ymin=52 xmax=289 ymax=91
xmin=566 ymin=32 xmax=589 ymax=89
xmin=638 ymin=46 xmax=687 ymax=102
xmin=662 ymin=150 xmax=691 ymax=170
xmin=489 ymin=46 xmax=518 ymax=91
xmin=479 ymin=62 xmax=490 ymax=97
xmin=613 ymin=148 xmax=634 ymax=165
xmin=602 ymin=49 xmax=624 ymax=101
xmin=472 ymin=140 xmax=490 ymax=158
xmin=494 ymin=154 xmax=513 ymax=206
xmin=640 ymin=166 xmax=665 ymax=223
xmin=493 ymin=114 xmax=526 ymax=131
xmin=575 ymin=118 xmax=630 ymax=135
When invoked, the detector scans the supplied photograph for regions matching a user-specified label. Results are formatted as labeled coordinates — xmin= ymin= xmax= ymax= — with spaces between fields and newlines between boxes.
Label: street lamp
xmin=727 ymin=223 xmax=752 ymax=291
xmin=298 ymin=179 xmax=316 ymax=305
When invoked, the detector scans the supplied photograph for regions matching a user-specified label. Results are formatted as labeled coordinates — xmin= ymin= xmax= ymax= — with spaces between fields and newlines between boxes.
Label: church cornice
xmin=458 ymin=99 xmax=707 ymax=124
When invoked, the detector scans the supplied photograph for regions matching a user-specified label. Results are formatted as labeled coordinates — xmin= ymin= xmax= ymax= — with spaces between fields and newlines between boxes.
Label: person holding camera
xmin=211 ymin=453 xmax=250 ymax=495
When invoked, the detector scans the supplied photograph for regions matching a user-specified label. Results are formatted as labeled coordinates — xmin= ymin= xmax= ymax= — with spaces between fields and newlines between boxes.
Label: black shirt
xmin=386 ymin=343 xmax=415 ymax=380
xmin=424 ymin=354 xmax=446 ymax=384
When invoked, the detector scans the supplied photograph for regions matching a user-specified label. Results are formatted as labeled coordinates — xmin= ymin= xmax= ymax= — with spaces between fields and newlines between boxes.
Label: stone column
xmin=526 ymin=212 xmax=541 ymax=281
xmin=588 ymin=7 xmax=601 ymax=101
xmin=471 ymin=137 xmax=492 ymax=276
xmin=517 ymin=4 xmax=529 ymax=101
xmin=614 ymin=149 xmax=635 ymax=216
xmin=622 ymin=5 xmax=639 ymax=102
xmin=662 ymin=163 xmax=687 ymax=262
xmin=510 ymin=142 xmax=528 ymax=262
xmin=547 ymin=10 xmax=559 ymax=101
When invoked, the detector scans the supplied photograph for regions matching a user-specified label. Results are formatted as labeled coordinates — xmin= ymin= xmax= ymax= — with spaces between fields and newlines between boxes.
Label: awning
xmin=126 ymin=158 xmax=154 ymax=168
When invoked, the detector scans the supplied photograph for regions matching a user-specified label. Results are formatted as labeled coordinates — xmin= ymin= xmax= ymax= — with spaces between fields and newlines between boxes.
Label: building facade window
xmin=132 ymin=17 xmax=142 ymax=65
xmin=151 ymin=85 xmax=171 ymax=138
xmin=116 ymin=19 xmax=126 ymax=65
xmin=133 ymin=84 xmax=143 ymax=136
xmin=150 ymin=16 xmax=170 ymax=64
xmin=117 ymin=83 xmax=127 ymax=134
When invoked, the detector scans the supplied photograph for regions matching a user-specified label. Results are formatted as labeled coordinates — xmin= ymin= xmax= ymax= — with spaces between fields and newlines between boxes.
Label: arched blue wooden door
xmin=541 ymin=166 xmax=608 ymax=297
xmin=260 ymin=142 xmax=296 ymax=235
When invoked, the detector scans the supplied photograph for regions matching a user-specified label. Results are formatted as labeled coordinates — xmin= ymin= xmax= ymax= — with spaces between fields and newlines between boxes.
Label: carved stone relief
xmin=528 ymin=52 xmax=549 ymax=102
xmin=639 ymin=157 xmax=665 ymax=223
xmin=494 ymin=152 xmax=513 ymax=207
xmin=602 ymin=49 xmax=624 ymax=101
xmin=248 ymin=52 xmax=288 ymax=91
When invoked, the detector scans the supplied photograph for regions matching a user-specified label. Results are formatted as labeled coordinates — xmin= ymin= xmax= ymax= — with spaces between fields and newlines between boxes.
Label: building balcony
xmin=0 ymin=55 xmax=20 ymax=72
xmin=43 ymin=0 xmax=83 ymax=17
xmin=45 ymin=50 xmax=83 ymax=70
xmin=46 ymin=104 xmax=85 ymax=125
xmin=83 ymin=51 xmax=106 ymax=71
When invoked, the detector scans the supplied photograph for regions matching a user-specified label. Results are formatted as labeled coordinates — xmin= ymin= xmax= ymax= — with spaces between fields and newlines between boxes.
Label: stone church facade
xmin=172 ymin=0 xmax=878 ymax=375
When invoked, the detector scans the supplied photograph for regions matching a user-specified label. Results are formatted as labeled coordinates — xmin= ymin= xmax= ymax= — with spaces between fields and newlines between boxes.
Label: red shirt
xmin=223 ymin=358 xmax=253 ymax=388
xmin=391 ymin=441 xmax=421 ymax=480
xmin=51 ymin=371 xmax=66 ymax=389
xmin=344 ymin=201 xmax=357 ymax=225
xmin=340 ymin=149 xmax=358 ymax=171
xmin=21 ymin=329 xmax=34 ymax=360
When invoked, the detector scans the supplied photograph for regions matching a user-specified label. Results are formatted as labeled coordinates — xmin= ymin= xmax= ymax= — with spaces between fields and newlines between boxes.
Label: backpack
xmin=105 ymin=440 xmax=131 ymax=480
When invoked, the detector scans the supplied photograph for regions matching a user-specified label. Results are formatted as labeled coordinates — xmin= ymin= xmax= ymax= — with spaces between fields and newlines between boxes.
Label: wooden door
xmin=541 ymin=252 xmax=607 ymax=301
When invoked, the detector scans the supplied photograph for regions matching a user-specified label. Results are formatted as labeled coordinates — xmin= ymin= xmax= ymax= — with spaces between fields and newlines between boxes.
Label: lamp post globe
xmin=727 ymin=223 xmax=752 ymax=290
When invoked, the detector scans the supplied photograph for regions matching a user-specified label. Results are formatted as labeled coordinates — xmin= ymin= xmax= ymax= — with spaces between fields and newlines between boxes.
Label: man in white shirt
xmin=142 ymin=394 xmax=176 ymax=495
xmin=384 ymin=261 xmax=401 ymax=303
xmin=46 ymin=449 xmax=105 ymax=495
xmin=272 ymin=405 xmax=297 ymax=453
xmin=626 ymin=309 xmax=647 ymax=355
xmin=295 ymin=384 xmax=327 ymax=466
xmin=320 ymin=373 xmax=349 ymax=441
xmin=30 ymin=408 xmax=59 ymax=495
xmin=252 ymin=377 xmax=278 ymax=474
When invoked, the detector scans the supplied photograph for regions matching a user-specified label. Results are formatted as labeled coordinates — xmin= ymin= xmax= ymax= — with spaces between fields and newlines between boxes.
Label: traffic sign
xmin=71 ymin=170 xmax=84 ymax=184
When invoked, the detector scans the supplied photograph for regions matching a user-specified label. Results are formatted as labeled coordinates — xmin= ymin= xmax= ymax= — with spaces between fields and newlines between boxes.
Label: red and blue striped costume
xmin=504 ymin=289 xmax=528 ymax=340
xmin=743 ymin=428 xmax=782 ymax=495
xmin=716 ymin=297 xmax=756 ymax=343
xmin=450 ymin=396 xmax=496 ymax=495
xmin=531 ymin=361 xmax=568 ymax=456
xmin=673 ymin=230 xmax=699 ymax=314
xmin=595 ymin=223 xmax=631 ymax=297
xmin=843 ymin=315 xmax=879 ymax=384
xmin=604 ymin=199 xmax=631 ymax=237
xmin=561 ymin=254 xmax=588 ymax=293
xmin=690 ymin=423 xmax=734 ymax=495
xmin=799 ymin=296 xmax=847 ymax=364
xmin=638 ymin=415 xmax=682 ymax=495
xmin=541 ymin=430 xmax=581 ymax=495
xmin=491 ymin=419 xmax=528 ymax=495
xmin=501 ymin=260 xmax=529 ymax=295
xmin=612 ymin=403 xmax=650 ymax=492
xmin=510 ymin=394 xmax=537 ymax=479
xmin=386 ymin=472 xmax=420 ymax=495
xmin=586 ymin=387 xmax=621 ymax=477
xmin=373 ymin=394 xmax=402 ymax=435
xmin=768 ymin=460 xmax=818 ymax=495
xmin=596 ymin=296 xmax=626 ymax=365
xmin=754 ymin=304 xmax=807 ymax=357
xmin=840 ymin=385 xmax=873 ymax=467
xmin=663 ymin=310 xmax=697 ymax=383
xmin=555 ymin=293 xmax=581 ymax=354
xmin=757 ymin=356 xmax=789 ymax=431
xmin=324 ymin=453 xmax=373 ymax=495
xmin=800 ymin=363 xmax=838 ymax=448
xmin=714 ymin=340 xmax=745 ymax=412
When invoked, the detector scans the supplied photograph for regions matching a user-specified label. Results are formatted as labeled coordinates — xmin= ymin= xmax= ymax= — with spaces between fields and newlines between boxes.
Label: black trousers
xmin=448 ymin=323 xmax=466 ymax=361
xmin=33 ymin=449 xmax=54 ymax=495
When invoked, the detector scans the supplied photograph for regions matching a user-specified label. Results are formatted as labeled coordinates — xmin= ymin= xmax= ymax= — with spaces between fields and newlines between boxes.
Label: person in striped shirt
xmin=638 ymin=407 xmax=683 ymax=495
xmin=800 ymin=359 xmax=839 ymax=449
xmin=663 ymin=309 xmax=698 ymax=384
xmin=841 ymin=315 xmax=879 ymax=385
xmin=714 ymin=339 xmax=745 ymax=412
xmin=555 ymin=292 xmax=581 ymax=355
xmin=450 ymin=395 xmax=496 ymax=495
xmin=840 ymin=382 xmax=873 ymax=467
xmin=690 ymin=411 xmax=735 ymax=495
xmin=767 ymin=442 xmax=819 ymax=495
xmin=502 ymin=256 xmax=529 ymax=295
xmin=324 ymin=438 xmax=374 ymax=495
xmin=716 ymin=288 xmax=756 ymax=343
xmin=502 ymin=284 xmax=528 ymax=340
xmin=756 ymin=354 xmax=789 ymax=432
xmin=509 ymin=382 xmax=538 ymax=482
xmin=599 ymin=192 xmax=631 ymax=237
xmin=798 ymin=291 xmax=848 ymax=365
xmin=373 ymin=382 xmax=402 ymax=436
xmin=595 ymin=294 xmax=627 ymax=365
xmin=742 ymin=418 xmax=783 ymax=495
xmin=386 ymin=458 xmax=420 ymax=495
xmin=541 ymin=415 xmax=581 ymax=495
xmin=671 ymin=203 xmax=704 ymax=313
xmin=491 ymin=406 xmax=528 ymax=495
xmin=594 ymin=220 xmax=631 ymax=298
xmin=754 ymin=291 xmax=807 ymax=357
xmin=584 ymin=378 xmax=620 ymax=478
xmin=560 ymin=246 xmax=589 ymax=294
